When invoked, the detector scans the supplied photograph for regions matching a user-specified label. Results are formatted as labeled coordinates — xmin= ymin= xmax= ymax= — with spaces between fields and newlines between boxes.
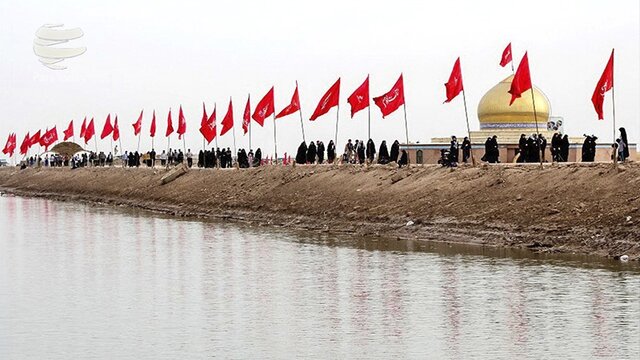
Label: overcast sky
xmin=0 ymin=0 xmax=638 ymax=157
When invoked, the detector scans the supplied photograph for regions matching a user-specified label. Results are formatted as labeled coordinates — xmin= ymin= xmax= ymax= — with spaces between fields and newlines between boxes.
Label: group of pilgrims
xmin=294 ymin=139 xmax=408 ymax=166
xmin=438 ymin=127 xmax=630 ymax=166
xmin=17 ymin=127 xmax=631 ymax=170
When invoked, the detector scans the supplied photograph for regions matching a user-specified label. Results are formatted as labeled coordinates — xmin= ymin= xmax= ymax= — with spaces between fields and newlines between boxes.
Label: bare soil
xmin=1 ymin=162 xmax=638 ymax=260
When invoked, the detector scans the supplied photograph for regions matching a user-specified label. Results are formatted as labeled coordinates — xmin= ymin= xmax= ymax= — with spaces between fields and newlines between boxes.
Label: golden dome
xmin=477 ymin=75 xmax=550 ymax=129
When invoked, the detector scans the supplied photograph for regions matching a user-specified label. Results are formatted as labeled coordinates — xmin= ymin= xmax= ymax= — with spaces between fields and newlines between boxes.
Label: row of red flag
xmin=443 ymin=43 xmax=615 ymax=121
xmin=2 ymin=44 xmax=616 ymax=158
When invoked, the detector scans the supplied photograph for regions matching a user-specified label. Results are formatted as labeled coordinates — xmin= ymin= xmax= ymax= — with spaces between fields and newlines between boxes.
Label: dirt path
xmin=1 ymin=162 xmax=638 ymax=260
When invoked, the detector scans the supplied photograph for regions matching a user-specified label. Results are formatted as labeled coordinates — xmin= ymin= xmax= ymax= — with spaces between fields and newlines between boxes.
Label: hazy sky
xmin=0 ymin=0 xmax=638 ymax=156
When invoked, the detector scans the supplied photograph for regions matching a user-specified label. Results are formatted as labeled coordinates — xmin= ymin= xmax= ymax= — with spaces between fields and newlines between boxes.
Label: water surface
xmin=0 ymin=196 xmax=638 ymax=359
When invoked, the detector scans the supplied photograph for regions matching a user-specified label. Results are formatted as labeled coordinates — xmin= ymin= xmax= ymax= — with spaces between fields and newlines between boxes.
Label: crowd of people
xmin=434 ymin=127 xmax=631 ymax=167
xmin=14 ymin=127 xmax=632 ymax=170
xmin=293 ymin=139 xmax=408 ymax=167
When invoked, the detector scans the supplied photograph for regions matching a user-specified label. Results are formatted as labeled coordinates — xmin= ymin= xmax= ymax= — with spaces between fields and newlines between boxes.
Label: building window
xmin=416 ymin=150 xmax=423 ymax=164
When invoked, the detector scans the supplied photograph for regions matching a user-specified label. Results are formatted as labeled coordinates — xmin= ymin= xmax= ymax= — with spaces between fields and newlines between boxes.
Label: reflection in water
xmin=441 ymin=260 xmax=461 ymax=359
xmin=0 ymin=196 xmax=639 ymax=359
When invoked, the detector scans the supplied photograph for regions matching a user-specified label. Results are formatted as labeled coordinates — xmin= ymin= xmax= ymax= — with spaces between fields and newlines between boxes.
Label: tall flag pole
xmin=232 ymin=103 xmax=237 ymax=165
xmin=373 ymin=74 xmax=407 ymax=144
xmin=310 ymin=78 xmax=341 ymax=147
xmin=509 ymin=52 xmax=542 ymax=166
xmin=252 ymin=87 xmax=275 ymax=162
xmin=368 ymin=95 xmax=371 ymax=140
xmin=85 ymin=118 xmax=97 ymax=155
xmin=273 ymin=111 xmax=278 ymax=164
xmin=403 ymin=102 xmax=409 ymax=145
xmin=297 ymin=82 xmax=306 ymax=144
xmin=335 ymin=103 xmax=340 ymax=148
xmin=444 ymin=57 xmax=475 ymax=166
xmin=213 ymin=103 xmax=219 ymax=150
xmin=178 ymin=105 xmax=187 ymax=156
xmin=243 ymin=94 xmax=251 ymax=152
xmin=150 ymin=110 xmax=156 ymax=166
xmin=201 ymin=102 xmax=208 ymax=152
xmin=113 ymin=115 xmax=122 ymax=159
xmin=347 ymin=75 xmax=370 ymax=140
xmin=500 ymin=42 xmax=514 ymax=73
xmin=166 ymin=108 xmax=173 ymax=168
xmin=100 ymin=114 xmax=114 ymax=157
xmin=220 ymin=97 xmax=236 ymax=160
xmin=275 ymin=81 xmax=305 ymax=143
xmin=133 ymin=109 xmax=143 ymax=153
xmin=63 ymin=119 xmax=74 ymax=143
xmin=591 ymin=49 xmax=615 ymax=163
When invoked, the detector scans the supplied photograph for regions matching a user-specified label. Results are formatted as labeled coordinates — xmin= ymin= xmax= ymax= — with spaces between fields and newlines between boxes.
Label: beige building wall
xmin=402 ymin=143 xmax=637 ymax=165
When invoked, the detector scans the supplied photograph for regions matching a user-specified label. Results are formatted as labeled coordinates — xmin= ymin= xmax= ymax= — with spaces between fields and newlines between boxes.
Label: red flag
xmin=220 ymin=99 xmax=234 ymax=136
xmin=11 ymin=133 xmax=17 ymax=156
xmin=201 ymin=102 xmax=208 ymax=127
xmin=29 ymin=130 xmax=41 ymax=147
xmin=63 ymin=120 xmax=74 ymax=141
xmin=252 ymin=87 xmax=274 ymax=126
xmin=310 ymin=78 xmax=340 ymax=121
xmin=276 ymin=83 xmax=301 ymax=119
xmin=347 ymin=75 xmax=369 ymax=118
xmin=242 ymin=95 xmax=251 ymax=135
xmin=80 ymin=117 xmax=87 ymax=139
xmin=2 ymin=134 xmax=8 ymax=155
xmin=508 ymin=52 xmax=532 ymax=105
xmin=133 ymin=110 xmax=143 ymax=136
xmin=177 ymin=105 xmax=186 ymax=139
xmin=113 ymin=116 xmax=120 ymax=141
xmin=20 ymin=132 xmax=30 ymax=155
xmin=199 ymin=104 xmax=217 ymax=144
xmin=500 ymin=43 xmax=513 ymax=68
xmin=150 ymin=110 xmax=157 ymax=137
xmin=2 ymin=133 xmax=13 ymax=155
xmin=38 ymin=128 xmax=48 ymax=147
xmin=444 ymin=57 xmax=464 ymax=103
xmin=84 ymin=118 xmax=95 ymax=144
xmin=199 ymin=123 xmax=216 ymax=144
xmin=591 ymin=49 xmax=614 ymax=120
xmin=208 ymin=104 xmax=217 ymax=128
xmin=373 ymin=74 xmax=405 ymax=118
xmin=8 ymin=133 xmax=16 ymax=156
xmin=40 ymin=127 xmax=58 ymax=150
xmin=100 ymin=114 xmax=113 ymax=139
xmin=165 ymin=109 xmax=174 ymax=137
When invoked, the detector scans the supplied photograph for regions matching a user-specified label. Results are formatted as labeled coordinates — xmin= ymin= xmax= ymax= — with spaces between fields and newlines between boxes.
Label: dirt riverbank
xmin=0 ymin=162 xmax=639 ymax=260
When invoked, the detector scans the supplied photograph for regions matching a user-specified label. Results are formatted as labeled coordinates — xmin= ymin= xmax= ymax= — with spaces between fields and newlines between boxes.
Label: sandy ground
xmin=0 ymin=162 xmax=638 ymax=260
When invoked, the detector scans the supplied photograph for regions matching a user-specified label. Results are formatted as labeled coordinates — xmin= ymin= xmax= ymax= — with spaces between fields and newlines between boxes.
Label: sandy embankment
xmin=0 ymin=162 xmax=638 ymax=259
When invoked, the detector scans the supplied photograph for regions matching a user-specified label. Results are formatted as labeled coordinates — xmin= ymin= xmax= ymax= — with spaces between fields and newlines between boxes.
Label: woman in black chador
xmin=398 ymin=150 xmax=408 ymax=168
xmin=517 ymin=134 xmax=527 ymax=163
xmin=327 ymin=140 xmax=336 ymax=163
xmin=197 ymin=150 xmax=204 ymax=168
xmin=461 ymin=137 xmax=471 ymax=163
xmin=316 ymin=141 xmax=325 ymax=164
xmin=253 ymin=148 xmax=262 ymax=167
xmin=296 ymin=142 xmax=307 ymax=164
xmin=561 ymin=135 xmax=570 ymax=163
xmin=619 ymin=127 xmax=629 ymax=161
xmin=449 ymin=136 xmax=459 ymax=163
xmin=389 ymin=140 xmax=400 ymax=163
xmin=366 ymin=139 xmax=376 ymax=163
xmin=482 ymin=137 xmax=491 ymax=162
xmin=356 ymin=141 xmax=366 ymax=164
xmin=378 ymin=140 xmax=390 ymax=164
xmin=551 ymin=133 xmax=560 ymax=162
xmin=306 ymin=141 xmax=317 ymax=164
xmin=581 ymin=135 xmax=597 ymax=162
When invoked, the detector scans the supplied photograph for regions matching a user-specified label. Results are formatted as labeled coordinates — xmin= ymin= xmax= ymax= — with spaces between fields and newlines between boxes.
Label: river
xmin=0 ymin=196 xmax=638 ymax=359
